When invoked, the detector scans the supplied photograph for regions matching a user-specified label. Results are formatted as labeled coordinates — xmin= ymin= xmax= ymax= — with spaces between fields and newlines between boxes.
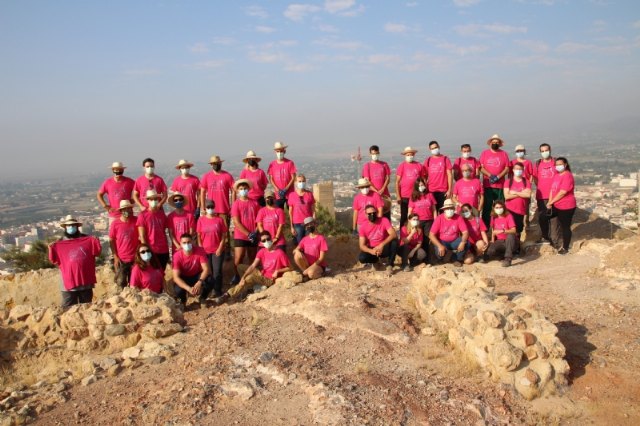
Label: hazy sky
xmin=1 ymin=0 xmax=639 ymax=180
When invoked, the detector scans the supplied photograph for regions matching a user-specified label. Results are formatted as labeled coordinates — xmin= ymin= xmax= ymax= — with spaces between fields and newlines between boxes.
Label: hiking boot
xmin=557 ymin=248 xmax=568 ymax=255
xmin=501 ymin=258 xmax=512 ymax=267
xmin=213 ymin=293 xmax=230 ymax=306
xmin=403 ymin=265 xmax=412 ymax=273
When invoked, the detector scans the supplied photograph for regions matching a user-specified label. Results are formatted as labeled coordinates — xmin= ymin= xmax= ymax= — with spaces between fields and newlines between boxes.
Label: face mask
xmin=513 ymin=169 xmax=523 ymax=177
xmin=212 ymin=163 xmax=221 ymax=172
xmin=145 ymin=166 xmax=154 ymax=175
xmin=66 ymin=226 xmax=78 ymax=235
xmin=248 ymin=160 xmax=258 ymax=168
xmin=541 ymin=151 xmax=551 ymax=159
xmin=263 ymin=240 xmax=274 ymax=249
xmin=141 ymin=252 xmax=152 ymax=262
xmin=174 ymin=201 xmax=184 ymax=209
xmin=371 ymin=154 xmax=379 ymax=161
xmin=238 ymin=189 xmax=249 ymax=198
xmin=149 ymin=200 xmax=158 ymax=209
xmin=360 ymin=188 xmax=370 ymax=195
xmin=515 ymin=152 xmax=525 ymax=158
xmin=113 ymin=170 xmax=124 ymax=176
xmin=410 ymin=219 xmax=419 ymax=227
xmin=555 ymin=165 xmax=565 ymax=173
xmin=180 ymin=168 xmax=190 ymax=176
xmin=306 ymin=225 xmax=316 ymax=234
xmin=265 ymin=198 xmax=274 ymax=207
xmin=418 ymin=185 xmax=426 ymax=193
xmin=122 ymin=210 xmax=131 ymax=218
xmin=494 ymin=207 xmax=504 ymax=215
xmin=430 ymin=148 xmax=440 ymax=156
xmin=405 ymin=155 xmax=414 ymax=163
xmin=461 ymin=152 xmax=470 ymax=159
xmin=444 ymin=209 xmax=455 ymax=218
xmin=462 ymin=171 xmax=471 ymax=179
xmin=206 ymin=208 xmax=215 ymax=215
xmin=296 ymin=182 xmax=305 ymax=190
xmin=181 ymin=243 xmax=192 ymax=252
xmin=276 ymin=152 xmax=284 ymax=160
xmin=491 ymin=143 xmax=500 ymax=151
xmin=462 ymin=211 xmax=472 ymax=219
xmin=367 ymin=212 xmax=377 ymax=222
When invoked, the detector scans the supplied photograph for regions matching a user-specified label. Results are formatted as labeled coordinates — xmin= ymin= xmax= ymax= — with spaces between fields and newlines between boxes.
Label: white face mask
xmin=418 ymin=185 xmax=426 ymax=193
xmin=462 ymin=152 xmax=470 ymax=159
xmin=181 ymin=243 xmax=192 ymax=252
xmin=513 ymin=169 xmax=523 ymax=177
xmin=180 ymin=168 xmax=190 ymax=176
xmin=444 ymin=209 xmax=455 ymax=218
xmin=206 ymin=208 xmax=214 ymax=215
xmin=494 ymin=207 xmax=504 ymax=215
xmin=276 ymin=152 xmax=284 ymax=160
xmin=360 ymin=188 xmax=370 ymax=195
xmin=462 ymin=211 xmax=472 ymax=219
xmin=405 ymin=155 xmax=414 ymax=163
xmin=263 ymin=240 xmax=273 ymax=249
xmin=145 ymin=166 xmax=154 ymax=175
xmin=371 ymin=154 xmax=379 ymax=161
xmin=541 ymin=151 xmax=551 ymax=159
xmin=148 ymin=200 xmax=158 ymax=209
xmin=238 ymin=189 xmax=249 ymax=198
xmin=430 ymin=148 xmax=440 ymax=156
xmin=462 ymin=171 xmax=471 ymax=179
xmin=515 ymin=152 xmax=525 ymax=158
xmin=141 ymin=252 xmax=152 ymax=262
xmin=296 ymin=182 xmax=305 ymax=190
xmin=66 ymin=225 xmax=78 ymax=235
xmin=555 ymin=165 xmax=565 ymax=173
xmin=410 ymin=219 xmax=419 ymax=227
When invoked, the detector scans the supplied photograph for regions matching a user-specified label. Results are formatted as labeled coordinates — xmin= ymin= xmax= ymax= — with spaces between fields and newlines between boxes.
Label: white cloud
xmin=515 ymin=39 xmax=550 ymax=54
xmin=436 ymin=42 xmax=489 ymax=55
xmin=455 ymin=23 xmax=527 ymax=36
xmin=366 ymin=54 xmax=401 ymax=65
xmin=284 ymin=63 xmax=313 ymax=72
xmin=633 ymin=20 xmax=640 ymax=29
xmin=384 ymin=23 xmax=409 ymax=33
xmin=483 ymin=23 xmax=527 ymax=34
xmin=324 ymin=0 xmax=356 ymax=13
xmin=188 ymin=42 xmax=209 ymax=53
xmin=315 ymin=37 xmax=365 ymax=50
xmin=452 ymin=0 xmax=481 ymax=7
xmin=212 ymin=37 xmax=236 ymax=45
xmin=555 ymin=42 xmax=595 ymax=54
xmin=255 ymin=26 xmax=276 ymax=34
xmin=592 ymin=19 xmax=607 ymax=33
xmin=406 ymin=1 xmax=419 ymax=6
xmin=284 ymin=4 xmax=321 ymax=21
xmin=245 ymin=5 xmax=269 ymax=19
xmin=123 ymin=69 xmax=159 ymax=76
xmin=189 ymin=60 xmax=227 ymax=70
xmin=249 ymin=50 xmax=286 ymax=63
xmin=338 ymin=4 xmax=365 ymax=17
xmin=316 ymin=24 xmax=339 ymax=33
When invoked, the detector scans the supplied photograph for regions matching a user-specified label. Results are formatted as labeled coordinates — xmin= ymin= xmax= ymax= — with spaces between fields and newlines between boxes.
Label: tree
xmin=315 ymin=204 xmax=350 ymax=236
xmin=4 ymin=240 xmax=54 ymax=272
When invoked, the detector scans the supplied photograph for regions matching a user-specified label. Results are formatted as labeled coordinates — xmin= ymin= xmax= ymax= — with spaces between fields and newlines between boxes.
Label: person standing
xmin=532 ymin=143 xmax=557 ymax=244
xmin=453 ymin=163 xmax=484 ymax=212
xmin=504 ymin=162 xmax=532 ymax=237
xmin=230 ymin=179 xmax=261 ymax=285
xmin=240 ymin=150 xmax=268 ymax=207
xmin=424 ymin=140 xmax=453 ymax=210
xmin=171 ymin=234 xmax=211 ymax=305
xmin=428 ymin=199 xmax=469 ymax=266
xmin=358 ymin=205 xmax=398 ymax=274
xmin=256 ymin=189 xmax=287 ymax=252
xmin=352 ymin=178 xmax=383 ymax=234
xmin=170 ymin=159 xmax=200 ymax=217
xmin=167 ymin=193 xmax=196 ymax=253
xmin=293 ymin=217 xmax=329 ymax=280
xmin=197 ymin=199 xmax=227 ymax=297
xmin=97 ymin=161 xmax=135 ymax=227
xmin=288 ymin=174 xmax=316 ymax=244
xmin=109 ymin=200 xmax=138 ymax=289
xmin=479 ymin=135 xmax=510 ymax=227
xmin=453 ymin=144 xmax=480 ymax=180
xmin=545 ymin=157 xmax=576 ymax=254
xmin=510 ymin=145 xmax=534 ymax=180
xmin=200 ymin=155 xmax=235 ymax=257
xmin=130 ymin=243 xmax=164 ymax=294
xmin=267 ymin=141 xmax=297 ymax=209
xmin=485 ymin=201 xmax=518 ymax=267
xmin=407 ymin=177 xmax=437 ymax=255
xmin=395 ymin=146 xmax=425 ymax=228
xmin=362 ymin=145 xmax=392 ymax=219
xmin=136 ymin=189 xmax=170 ymax=271
xmin=48 ymin=216 xmax=102 ymax=308
xmin=133 ymin=158 xmax=168 ymax=211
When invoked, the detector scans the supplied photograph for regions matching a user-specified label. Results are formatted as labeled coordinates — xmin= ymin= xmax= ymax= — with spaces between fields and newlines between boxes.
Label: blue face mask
xmin=174 ymin=201 xmax=184 ymax=209
xmin=141 ymin=252 xmax=152 ymax=262
xmin=181 ymin=243 xmax=192 ymax=252
xmin=238 ymin=189 xmax=249 ymax=198
xmin=66 ymin=226 xmax=78 ymax=235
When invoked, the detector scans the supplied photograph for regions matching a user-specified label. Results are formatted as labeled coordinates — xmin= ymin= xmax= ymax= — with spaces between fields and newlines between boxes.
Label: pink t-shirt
xmin=130 ymin=265 xmax=164 ymax=293
xmin=550 ymin=172 xmax=576 ymax=210
xmin=267 ymin=159 xmax=297 ymax=196
xmin=167 ymin=211 xmax=196 ymax=241
xmin=362 ymin=161 xmax=391 ymax=196
xmin=358 ymin=217 xmax=393 ymax=248
xmin=408 ymin=193 xmax=436 ymax=221
xmin=509 ymin=159 xmax=534 ymax=180
xmin=239 ymin=168 xmax=268 ymax=201
xmin=396 ymin=162 xmax=424 ymax=198
xmin=504 ymin=178 xmax=532 ymax=215
xmin=533 ymin=159 xmax=556 ymax=200
xmin=453 ymin=157 xmax=480 ymax=180
xmin=399 ymin=226 xmax=422 ymax=248
xmin=172 ymin=247 xmax=207 ymax=277
xmin=479 ymin=149 xmax=510 ymax=189
xmin=491 ymin=214 xmax=516 ymax=241
xmin=256 ymin=247 xmax=291 ymax=279
xmin=136 ymin=210 xmax=169 ymax=254
xmin=48 ymin=236 xmax=102 ymax=291
xmin=453 ymin=178 xmax=484 ymax=209
xmin=134 ymin=175 xmax=167 ymax=208
xmin=424 ymin=155 xmax=452 ymax=193
xmin=196 ymin=215 xmax=227 ymax=254
xmin=464 ymin=216 xmax=487 ymax=245
xmin=430 ymin=214 xmax=468 ymax=243
xmin=288 ymin=191 xmax=315 ymax=224
xmin=231 ymin=198 xmax=260 ymax=240
xmin=170 ymin=175 xmax=200 ymax=213
xmin=108 ymin=217 xmax=138 ymax=263
xmin=200 ymin=171 xmax=235 ymax=214
xmin=297 ymin=234 xmax=328 ymax=267
xmin=98 ymin=176 xmax=135 ymax=218
xmin=352 ymin=192 xmax=384 ymax=225
xmin=256 ymin=206 xmax=286 ymax=246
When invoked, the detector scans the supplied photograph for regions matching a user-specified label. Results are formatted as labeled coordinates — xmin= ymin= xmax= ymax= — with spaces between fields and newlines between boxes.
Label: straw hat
xmin=514 ymin=144 xmax=525 ymax=151
xmin=208 ymin=155 xmax=224 ymax=164
xmin=59 ymin=215 xmax=82 ymax=228
xmin=439 ymin=199 xmax=456 ymax=210
xmin=168 ymin=192 xmax=188 ymax=208
xmin=233 ymin=179 xmax=252 ymax=191
xmin=303 ymin=217 xmax=315 ymax=226
xmin=243 ymin=150 xmax=262 ymax=163
xmin=110 ymin=161 xmax=126 ymax=169
xmin=273 ymin=141 xmax=288 ymax=150
xmin=145 ymin=189 xmax=162 ymax=200
xmin=401 ymin=146 xmax=418 ymax=155
xmin=175 ymin=159 xmax=194 ymax=169
xmin=118 ymin=200 xmax=135 ymax=210
xmin=486 ymin=134 xmax=504 ymax=146
xmin=264 ymin=189 xmax=275 ymax=198
xmin=356 ymin=178 xmax=371 ymax=188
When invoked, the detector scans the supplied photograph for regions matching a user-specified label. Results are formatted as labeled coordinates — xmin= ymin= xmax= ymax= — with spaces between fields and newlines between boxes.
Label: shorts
xmin=233 ymin=238 xmax=257 ymax=248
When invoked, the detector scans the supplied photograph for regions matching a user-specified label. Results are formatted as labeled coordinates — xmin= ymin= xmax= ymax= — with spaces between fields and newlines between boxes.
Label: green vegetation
xmin=315 ymin=204 xmax=350 ymax=236
xmin=3 ymin=240 xmax=54 ymax=272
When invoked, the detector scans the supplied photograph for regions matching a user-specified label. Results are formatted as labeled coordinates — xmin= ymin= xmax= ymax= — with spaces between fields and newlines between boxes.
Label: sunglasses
xmin=261 ymin=238 xmax=272 ymax=243
xmin=139 ymin=250 xmax=150 ymax=254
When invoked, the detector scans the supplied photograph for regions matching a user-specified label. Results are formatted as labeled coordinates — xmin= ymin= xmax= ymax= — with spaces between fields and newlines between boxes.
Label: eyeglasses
xmin=139 ymin=250 xmax=150 ymax=254
xmin=261 ymin=238 xmax=272 ymax=243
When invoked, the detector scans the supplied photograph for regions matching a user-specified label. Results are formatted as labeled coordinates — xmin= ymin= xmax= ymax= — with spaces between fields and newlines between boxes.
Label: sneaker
xmin=501 ymin=258 xmax=512 ymax=267
xmin=557 ymin=248 xmax=568 ymax=255
xmin=385 ymin=265 xmax=393 ymax=276
xmin=403 ymin=265 xmax=412 ymax=272
xmin=535 ymin=238 xmax=551 ymax=245
xmin=213 ymin=293 xmax=230 ymax=305
xmin=230 ymin=275 xmax=240 ymax=286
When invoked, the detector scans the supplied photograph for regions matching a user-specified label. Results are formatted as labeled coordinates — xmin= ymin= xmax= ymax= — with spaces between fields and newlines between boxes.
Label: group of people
xmin=47 ymin=135 xmax=576 ymax=308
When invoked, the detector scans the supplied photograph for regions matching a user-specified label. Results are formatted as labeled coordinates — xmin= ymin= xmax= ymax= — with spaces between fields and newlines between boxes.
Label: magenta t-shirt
xmin=533 ymin=159 xmax=556 ymax=200
xmin=231 ymin=198 xmax=260 ymax=240
xmin=491 ymin=214 xmax=516 ymax=240
xmin=430 ymin=214 xmax=468 ymax=243
xmin=453 ymin=178 xmax=483 ymax=209
xmin=288 ymin=191 xmax=315 ymax=224
xmin=130 ymin=265 xmax=163 ymax=293
xmin=352 ymin=192 xmax=384 ymax=225
xmin=167 ymin=211 xmax=196 ymax=241
xmin=136 ymin=210 xmax=169 ymax=254
xmin=550 ymin=172 xmax=576 ymax=210
xmin=267 ymin=159 xmax=297 ymax=195
xmin=358 ymin=217 xmax=393 ymax=248
xmin=424 ymin=155 xmax=452 ymax=192
xmin=170 ymin=175 xmax=200 ymax=213
xmin=239 ymin=168 xmax=268 ymax=201
xmin=297 ymin=234 xmax=328 ymax=267
xmin=479 ymin=149 xmax=510 ymax=189
xmin=362 ymin=161 xmax=391 ymax=196
xmin=256 ymin=206 xmax=286 ymax=246
xmin=408 ymin=193 xmax=436 ymax=221
xmin=504 ymin=178 xmax=532 ymax=215
xmin=108 ymin=217 xmax=138 ymax=263
xmin=510 ymin=159 xmax=534 ymax=180
xmin=99 ymin=177 xmax=135 ymax=218
xmin=396 ymin=162 xmax=424 ymax=198
xmin=399 ymin=226 xmax=422 ymax=248
xmin=453 ymin=157 xmax=480 ymax=180
xmin=48 ymin=236 xmax=102 ymax=290
xmin=172 ymin=246 xmax=207 ymax=277
xmin=256 ymin=247 xmax=291 ymax=279
xmin=464 ymin=217 xmax=487 ymax=245
xmin=134 ymin=175 xmax=167 ymax=208
xmin=196 ymin=215 xmax=227 ymax=254
xmin=200 ymin=171 xmax=235 ymax=214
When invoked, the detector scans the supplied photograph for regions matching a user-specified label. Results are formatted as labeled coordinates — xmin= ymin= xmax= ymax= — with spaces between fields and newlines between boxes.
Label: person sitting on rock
xmin=130 ymin=243 xmax=164 ymax=294
xmin=48 ymin=215 xmax=102 ymax=308
xmin=397 ymin=213 xmax=426 ymax=272
xmin=171 ymin=234 xmax=211 ymax=306
xmin=428 ymin=199 xmax=469 ymax=267
xmin=485 ymin=200 xmax=518 ymax=267
xmin=109 ymin=200 xmax=138 ymax=288
xmin=215 ymin=230 xmax=291 ymax=304
xmin=460 ymin=203 xmax=489 ymax=265
xmin=293 ymin=217 xmax=328 ymax=280
xmin=358 ymin=204 xmax=398 ymax=274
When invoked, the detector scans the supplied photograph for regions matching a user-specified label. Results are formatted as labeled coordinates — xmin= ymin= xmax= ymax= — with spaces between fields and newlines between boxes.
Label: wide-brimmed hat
xmin=59 ymin=215 xmax=82 ymax=228
xmin=168 ymin=192 xmax=188 ymax=208
xmin=401 ymin=146 xmax=418 ymax=155
xmin=110 ymin=161 xmax=126 ymax=169
xmin=234 ymin=179 xmax=252 ymax=191
xmin=264 ymin=189 xmax=275 ymax=198
xmin=175 ymin=159 xmax=194 ymax=169
xmin=118 ymin=200 xmax=135 ymax=210
xmin=208 ymin=155 xmax=224 ymax=164
xmin=356 ymin=178 xmax=371 ymax=188
xmin=273 ymin=141 xmax=288 ymax=150
xmin=145 ymin=189 xmax=162 ymax=200
xmin=243 ymin=150 xmax=262 ymax=163
xmin=486 ymin=134 xmax=504 ymax=146
xmin=514 ymin=144 xmax=525 ymax=151
xmin=439 ymin=199 xmax=456 ymax=210
xmin=303 ymin=217 xmax=315 ymax=226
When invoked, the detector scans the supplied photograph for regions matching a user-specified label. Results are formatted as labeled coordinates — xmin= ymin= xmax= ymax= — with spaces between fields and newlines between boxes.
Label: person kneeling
xmin=358 ymin=205 xmax=398 ymax=274
xmin=398 ymin=213 xmax=426 ymax=272
xmin=293 ymin=217 xmax=328 ymax=280
xmin=428 ymin=199 xmax=469 ymax=267
xmin=172 ymin=234 xmax=211 ymax=306
xmin=485 ymin=201 xmax=517 ymax=267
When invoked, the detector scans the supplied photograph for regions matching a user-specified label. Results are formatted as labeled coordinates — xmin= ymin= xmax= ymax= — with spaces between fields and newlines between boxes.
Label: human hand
xmin=437 ymin=245 xmax=446 ymax=257
xmin=457 ymin=241 xmax=466 ymax=252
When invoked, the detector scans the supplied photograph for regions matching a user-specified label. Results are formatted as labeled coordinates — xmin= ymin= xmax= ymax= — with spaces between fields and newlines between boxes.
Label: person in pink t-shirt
xmin=97 ymin=161 xmax=135 ymax=225
xmin=504 ymin=162 xmax=532 ymax=237
xmin=288 ymin=174 xmax=316 ymax=244
xmin=171 ymin=234 xmax=211 ymax=305
xmin=48 ymin=216 xmax=102 ymax=308
xmin=167 ymin=193 xmax=196 ymax=252
xmin=510 ymin=145 xmax=534 ymax=180
xmin=240 ymin=150 xmax=269 ymax=206
xmin=485 ymin=201 xmax=517 ymax=267
xmin=130 ymin=243 xmax=164 ymax=294
xmin=453 ymin=163 xmax=484 ymax=211
xmin=396 ymin=146 xmax=425 ymax=228
xmin=136 ymin=189 xmax=170 ymax=271
xmin=545 ymin=157 xmax=576 ymax=254
xmin=199 ymin=155 xmax=235 ymax=216
xmin=532 ymin=143 xmax=559 ymax=244
xmin=424 ymin=140 xmax=453 ymax=210
xmin=230 ymin=179 xmax=261 ymax=286
xmin=428 ymin=199 xmax=469 ymax=265
xmin=109 ymin=200 xmax=138 ymax=288
xmin=460 ymin=204 xmax=489 ymax=265
xmin=398 ymin=213 xmax=426 ymax=272
xmin=362 ymin=145 xmax=392 ymax=218
xmin=170 ymin=159 xmax=200 ymax=215
xmin=358 ymin=205 xmax=398 ymax=274
xmin=133 ymin=158 xmax=168 ymax=211
xmin=407 ymin=177 xmax=437 ymax=254
xmin=267 ymin=141 xmax=297 ymax=209
xmin=453 ymin=144 xmax=480 ymax=180
xmin=293 ymin=217 xmax=329 ymax=280
xmin=197 ymin=199 xmax=227 ymax=297
xmin=352 ymin=178 xmax=383 ymax=233
xmin=257 ymin=189 xmax=287 ymax=251
xmin=479 ymin=135 xmax=510 ymax=227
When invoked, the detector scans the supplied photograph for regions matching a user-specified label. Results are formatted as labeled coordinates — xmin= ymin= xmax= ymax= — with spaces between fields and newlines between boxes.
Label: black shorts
xmin=233 ymin=238 xmax=257 ymax=248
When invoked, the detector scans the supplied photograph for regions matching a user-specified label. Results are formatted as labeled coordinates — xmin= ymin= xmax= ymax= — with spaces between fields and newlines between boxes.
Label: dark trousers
xmin=537 ymin=199 xmax=563 ymax=246
xmin=420 ymin=220 xmax=433 ymax=257
xmin=432 ymin=191 xmax=447 ymax=211
xmin=487 ymin=234 xmax=517 ymax=260
xmin=206 ymin=253 xmax=224 ymax=297
xmin=157 ymin=253 xmax=170 ymax=272
xmin=549 ymin=207 xmax=575 ymax=251
xmin=62 ymin=289 xmax=93 ymax=308
xmin=293 ymin=223 xmax=307 ymax=245
xmin=114 ymin=261 xmax=133 ymax=288
xmin=275 ymin=198 xmax=288 ymax=210
xmin=174 ymin=274 xmax=211 ymax=304
xmin=359 ymin=239 xmax=398 ymax=266
xmin=397 ymin=245 xmax=423 ymax=267
xmin=482 ymin=188 xmax=504 ymax=227
xmin=400 ymin=198 xmax=409 ymax=228
xmin=433 ymin=237 xmax=467 ymax=262
xmin=509 ymin=211 xmax=525 ymax=236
